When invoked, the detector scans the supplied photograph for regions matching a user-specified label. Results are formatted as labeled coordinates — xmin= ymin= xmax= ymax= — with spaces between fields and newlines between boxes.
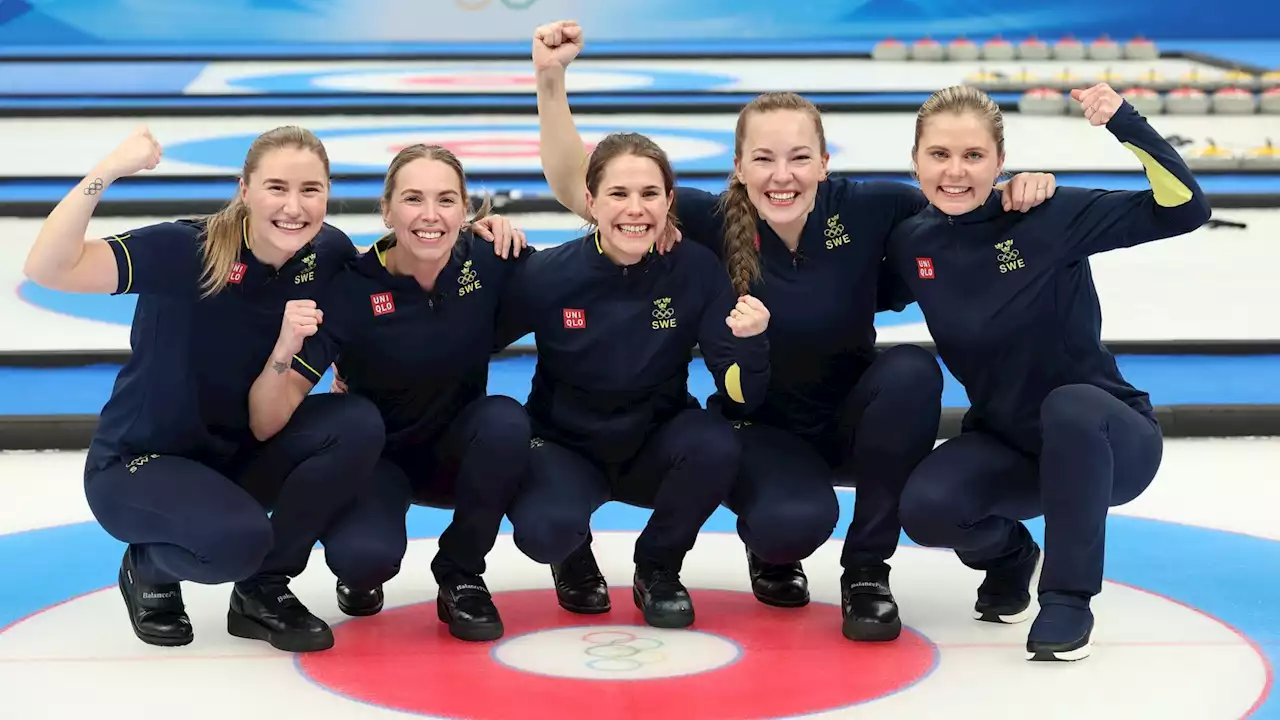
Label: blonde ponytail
xmin=198 ymin=196 xmax=250 ymax=297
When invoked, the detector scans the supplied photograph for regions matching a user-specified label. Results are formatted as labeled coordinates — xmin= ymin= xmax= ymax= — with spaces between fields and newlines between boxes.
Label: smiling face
xmin=733 ymin=106 xmax=829 ymax=236
xmin=239 ymin=145 xmax=329 ymax=258
xmin=911 ymin=85 xmax=1007 ymax=215
xmin=583 ymin=132 xmax=677 ymax=265
xmin=381 ymin=155 xmax=468 ymax=265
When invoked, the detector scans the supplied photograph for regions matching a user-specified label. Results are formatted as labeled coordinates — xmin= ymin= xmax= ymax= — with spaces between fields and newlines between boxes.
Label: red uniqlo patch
xmin=916 ymin=257 xmax=935 ymax=279
xmin=227 ymin=262 xmax=247 ymax=284
xmin=370 ymin=292 xmax=396 ymax=316
xmin=562 ymin=308 xmax=585 ymax=329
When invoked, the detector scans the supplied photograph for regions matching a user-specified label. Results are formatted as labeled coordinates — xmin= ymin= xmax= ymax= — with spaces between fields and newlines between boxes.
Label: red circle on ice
xmin=296 ymin=588 xmax=936 ymax=719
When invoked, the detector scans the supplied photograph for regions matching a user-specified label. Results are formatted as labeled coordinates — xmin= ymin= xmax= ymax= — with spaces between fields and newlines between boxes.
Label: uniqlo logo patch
xmin=916 ymin=257 xmax=935 ymax=279
xmin=227 ymin=262 xmax=247 ymax=284
xmin=562 ymin=308 xmax=585 ymax=329
xmin=370 ymin=292 xmax=396 ymax=316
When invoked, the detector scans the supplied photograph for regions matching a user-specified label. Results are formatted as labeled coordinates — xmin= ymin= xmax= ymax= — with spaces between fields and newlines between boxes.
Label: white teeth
xmin=766 ymin=191 xmax=797 ymax=201
xmin=274 ymin=221 xmax=305 ymax=230
xmin=940 ymin=187 xmax=969 ymax=195
xmin=618 ymin=224 xmax=649 ymax=234
xmin=414 ymin=230 xmax=443 ymax=239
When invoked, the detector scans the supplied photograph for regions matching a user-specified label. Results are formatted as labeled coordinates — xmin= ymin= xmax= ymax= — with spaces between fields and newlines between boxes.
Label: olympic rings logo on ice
xmin=580 ymin=631 xmax=667 ymax=671
xmin=456 ymin=0 xmax=539 ymax=9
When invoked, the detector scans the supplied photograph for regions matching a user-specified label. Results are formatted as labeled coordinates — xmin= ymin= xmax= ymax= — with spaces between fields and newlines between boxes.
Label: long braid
xmin=719 ymin=174 xmax=760 ymax=296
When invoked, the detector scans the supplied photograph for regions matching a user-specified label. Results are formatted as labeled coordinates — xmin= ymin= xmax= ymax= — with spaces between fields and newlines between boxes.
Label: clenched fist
xmin=102 ymin=125 xmax=163 ymax=181
xmin=275 ymin=299 xmax=322 ymax=359
xmin=533 ymin=20 xmax=583 ymax=73
xmin=726 ymin=295 xmax=770 ymax=338
xmin=1071 ymin=83 xmax=1124 ymax=126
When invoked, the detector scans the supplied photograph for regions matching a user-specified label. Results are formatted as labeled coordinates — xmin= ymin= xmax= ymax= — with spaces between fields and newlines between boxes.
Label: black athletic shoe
xmin=335 ymin=580 xmax=383 ymax=617
xmin=974 ymin=539 xmax=1042 ymax=624
xmin=437 ymin=574 xmax=504 ymax=642
xmin=551 ymin=540 xmax=610 ymax=614
xmin=841 ymin=564 xmax=902 ymax=642
xmin=1026 ymin=592 xmax=1094 ymax=662
xmin=227 ymin=577 xmax=333 ymax=653
xmin=117 ymin=548 xmax=192 ymax=647
xmin=746 ymin=549 xmax=809 ymax=608
xmin=632 ymin=566 xmax=694 ymax=629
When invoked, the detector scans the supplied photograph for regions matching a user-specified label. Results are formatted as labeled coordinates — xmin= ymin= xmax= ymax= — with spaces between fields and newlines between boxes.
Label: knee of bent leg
xmin=474 ymin=395 xmax=532 ymax=455
xmin=743 ymin=494 xmax=839 ymax=563
xmin=511 ymin=509 xmax=590 ymax=565
xmin=327 ymin=536 xmax=407 ymax=589
xmin=1040 ymin=384 xmax=1112 ymax=437
xmin=199 ymin=514 xmax=274 ymax=582
xmin=332 ymin=394 xmax=388 ymax=450
xmin=877 ymin=344 xmax=944 ymax=401
xmin=898 ymin=474 xmax=966 ymax=548
xmin=670 ymin=413 xmax=741 ymax=478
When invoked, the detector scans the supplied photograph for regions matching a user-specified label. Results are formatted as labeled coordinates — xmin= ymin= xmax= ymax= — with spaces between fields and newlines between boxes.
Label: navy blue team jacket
xmin=291 ymin=232 xmax=524 ymax=450
xmin=88 ymin=219 xmax=356 ymax=471
xmin=495 ymin=231 xmax=770 ymax=466
xmin=886 ymin=100 xmax=1211 ymax=453
xmin=673 ymin=179 xmax=927 ymax=439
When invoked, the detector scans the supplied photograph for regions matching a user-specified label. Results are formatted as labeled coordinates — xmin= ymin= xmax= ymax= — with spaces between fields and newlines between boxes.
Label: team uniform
xmin=84 ymin=218 xmax=384 ymax=652
xmin=888 ymin=100 xmax=1211 ymax=660
xmin=673 ymin=179 xmax=944 ymax=640
xmin=290 ymin=232 xmax=531 ymax=641
xmin=498 ymin=232 xmax=769 ymax=628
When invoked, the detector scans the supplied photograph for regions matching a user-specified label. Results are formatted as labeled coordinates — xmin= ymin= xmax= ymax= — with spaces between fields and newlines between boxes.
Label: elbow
xmin=248 ymin=414 xmax=281 ymax=442
xmin=724 ymin=364 xmax=769 ymax=411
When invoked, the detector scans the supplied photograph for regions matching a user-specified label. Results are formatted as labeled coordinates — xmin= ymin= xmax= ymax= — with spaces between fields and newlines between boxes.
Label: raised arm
xmin=23 ymin=126 xmax=164 ymax=294
xmin=533 ymin=20 xmax=592 ymax=222
xmin=1057 ymin=84 xmax=1212 ymax=258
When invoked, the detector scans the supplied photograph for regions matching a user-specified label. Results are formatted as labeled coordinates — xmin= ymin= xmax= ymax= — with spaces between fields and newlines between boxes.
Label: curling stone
xmin=1133 ymin=68 xmax=1166 ymax=88
xmin=1051 ymin=67 xmax=1082 ymax=91
xmin=1053 ymin=35 xmax=1086 ymax=61
xmin=982 ymin=36 xmax=1017 ymax=61
xmin=1185 ymin=139 xmax=1239 ymax=170
xmin=1260 ymin=87 xmax=1280 ymax=113
xmin=1124 ymin=36 xmax=1159 ymax=60
xmin=1019 ymin=88 xmax=1067 ymax=115
xmin=1219 ymin=70 xmax=1257 ymax=91
xmin=1094 ymin=66 xmax=1128 ymax=87
xmin=1088 ymin=35 xmax=1122 ymax=61
xmin=1017 ymin=35 xmax=1051 ymax=60
xmin=871 ymin=38 xmax=909 ymax=61
xmin=946 ymin=37 xmax=981 ymax=61
xmin=911 ymin=37 xmax=945 ymax=61
xmin=1242 ymin=139 xmax=1280 ymax=169
xmin=1165 ymin=87 xmax=1211 ymax=114
xmin=1178 ymin=68 xmax=1217 ymax=90
xmin=1211 ymin=87 xmax=1257 ymax=114
xmin=1262 ymin=71 xmax=1280 ymax=89
xmin=1123 ymin=86 xmax=1164 ymax=115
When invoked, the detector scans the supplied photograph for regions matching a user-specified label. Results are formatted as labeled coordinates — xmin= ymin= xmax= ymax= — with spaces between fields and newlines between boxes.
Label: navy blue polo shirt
xmin=291 ymin=232 xmax=525 ymax=449
xmin=86 ymin=218 xmax=356 ymax=471
xmin=886 ymin=100 xmax=1211 ymax=453
xmin=673 ymin=178 xmax=927 ymax=438
xmin=495 ymin=231 xmax=770 ymax=466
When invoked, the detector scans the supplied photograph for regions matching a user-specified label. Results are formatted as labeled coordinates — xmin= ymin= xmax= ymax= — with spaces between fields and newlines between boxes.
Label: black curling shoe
xmin=840 ymin=564 xmax=902 ymax=642
xmin=335 ymin=580 xmax=384 ymax=617
xmin=747 ymin=549 xmax=810 ymax=608
xmin=118 ymin=549 xmax=192 ymax=647
xmin=227 ymin=578 xmax=333 ymax=653
xmin=1026 ymin=592 xmax=1094 ymax=662
xmin=551 ymin=541 xmax=610 ymax=614
xmin=974 ymin=541 xmax=1042 ymax=624
xmin=437 ymin=575 xmax=504 ymax=642
xmin=633 ymin=566 xmax=694 ymax=629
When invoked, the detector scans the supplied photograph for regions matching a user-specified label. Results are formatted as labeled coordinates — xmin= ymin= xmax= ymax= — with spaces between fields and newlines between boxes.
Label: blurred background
xmin=0 ymin=0 xmax=1277 ymax=447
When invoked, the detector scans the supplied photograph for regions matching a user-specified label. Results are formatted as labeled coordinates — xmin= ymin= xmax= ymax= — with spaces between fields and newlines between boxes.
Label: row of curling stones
xmin=1183 ymin=139 xmax=1280 ymax=170
xmin=872 ymin=35 xmax=1157 ymax=62
xmin=1019 ymin=87 xmax=1280 ymax=115
xmin=971 ymin=68 xmax=1280 ymax=93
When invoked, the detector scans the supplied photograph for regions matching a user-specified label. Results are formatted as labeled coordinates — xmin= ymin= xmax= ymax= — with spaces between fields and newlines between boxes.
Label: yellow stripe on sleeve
xmin=1122 ymin=142 xmax=1194 ymax=208
xmin=725 ymin=363 xmax=745 ymax=404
